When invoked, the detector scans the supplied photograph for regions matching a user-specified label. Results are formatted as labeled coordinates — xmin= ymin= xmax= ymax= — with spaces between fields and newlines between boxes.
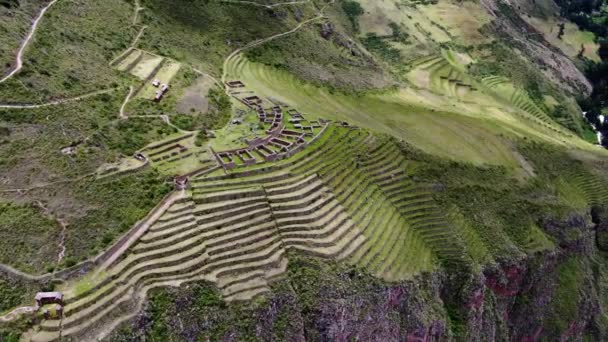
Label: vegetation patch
xmin=0 ymin=0 xmax=133 ymax=103
xmin=0 ymin=202 xmax=60 ymax=273
xmin=64 ymin=170 xmax=171 ymax=264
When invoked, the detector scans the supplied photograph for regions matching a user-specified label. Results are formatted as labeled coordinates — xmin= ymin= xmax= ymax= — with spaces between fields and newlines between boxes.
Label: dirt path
xmin=220 ymin=0 xmax=334 ymax=91
xmin=33 ymin=201 xmax=68 ymax=267
xmin=56 ymin=219 xmax=68 ymax=266
xmin=220 ymin=0 xmax=309 ymax=8
xmin=131 ymin=25 xmax=148 ymax=47
xmin=0 ymin=0 xmax=60 ymax=84
xmin=119 ymin=86 xmax=134 ymax=118
xmin=132 ymin=0 xmax=144 ymax=26
xmin=0 ymin=306 xmax=37 ymax=322
xmin=0 ymin=88 xmax=117 ymax=109
xmin=0 ymin=172 xmax=97 ymax=194
xmin=132 ymin=114 xmax=193 ymax=133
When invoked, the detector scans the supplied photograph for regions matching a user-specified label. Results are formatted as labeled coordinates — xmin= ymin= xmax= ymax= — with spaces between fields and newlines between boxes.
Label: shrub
xmin=341 ymin=0 xmax=364 ymax=31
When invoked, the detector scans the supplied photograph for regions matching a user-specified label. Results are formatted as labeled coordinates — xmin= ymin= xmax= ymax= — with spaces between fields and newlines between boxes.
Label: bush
xmin=362 ymin=33 xmax=402 ymax=63
xmin=342 ymin=0 xmax=364 ymax=31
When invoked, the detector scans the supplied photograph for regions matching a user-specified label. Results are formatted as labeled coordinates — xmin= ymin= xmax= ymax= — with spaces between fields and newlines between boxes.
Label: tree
xmin=342 ymin=0 xmax=364 ymax=31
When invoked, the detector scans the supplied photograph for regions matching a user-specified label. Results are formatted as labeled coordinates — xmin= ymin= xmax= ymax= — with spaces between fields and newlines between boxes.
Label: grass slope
xmin=225 ymin=54 xmax=607 ymax=172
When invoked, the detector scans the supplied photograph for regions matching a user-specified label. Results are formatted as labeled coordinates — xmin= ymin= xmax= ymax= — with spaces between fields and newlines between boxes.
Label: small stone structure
xmin=154 ymin=83 xmax=170 ymax=102
xmin=226 ymin=80 xmax=245 ymax=88
xmin=35 ymin=292 xmax=63 ymax=307
xmin=174 ymin=176 xmax=189 ymax=190
xmin=61 ymin=146 xmax=77 ymax=155
xmin=134 ymin=152 xmax=146 ymax=162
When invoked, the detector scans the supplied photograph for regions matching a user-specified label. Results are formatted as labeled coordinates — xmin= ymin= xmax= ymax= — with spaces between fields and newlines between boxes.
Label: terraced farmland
xmin=480 ymin=76 xmax=574 ymax=135
xmin=567 ymin=171 xmax=608 ymax=206
xmin=111 ymin=48 xmax=182 ymax=99
xmin=29 ymin=122 xmax=481 ymax=341
xmin=410 ymin=56 xmax=479 ymax=102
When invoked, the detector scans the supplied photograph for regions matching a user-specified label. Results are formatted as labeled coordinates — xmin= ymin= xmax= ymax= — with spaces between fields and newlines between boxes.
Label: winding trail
xmin=0 ymin=172 xmax=96 ymax=194
xmin=132 ymin=114 xmax=192 ymax=133
xmin=0 ymin=88 xmax=117 ymax=109
xmin=56 ymin=219 xmax=68 ymax=266
xmin=119 ymin=86 xmax=134 ymax=118
xmin=0 ymin=306 xmax=37 ymax=322
xmin=132 ymin=0 xmax=144 ymax=26
xmin=0 ymin=0 xmax=60 ymax=84
xmin=130 ymin=25 xmax=148 ymax=47
xmin=220 ymin=0 xmax=309 ymax=8
xmin=220 ymin=0 xmax=334 ymax=91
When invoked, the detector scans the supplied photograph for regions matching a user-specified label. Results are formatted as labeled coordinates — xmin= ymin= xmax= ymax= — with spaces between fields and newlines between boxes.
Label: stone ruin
xmin=226 ymin=80 xmax=245 ymax=88
xmin=212 ymin=93 xmax=324 ymax=170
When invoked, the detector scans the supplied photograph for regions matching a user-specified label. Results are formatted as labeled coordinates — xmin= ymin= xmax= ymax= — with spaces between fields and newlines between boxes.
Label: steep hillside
xmin=0 ymin=0 xmax=608 ymax=341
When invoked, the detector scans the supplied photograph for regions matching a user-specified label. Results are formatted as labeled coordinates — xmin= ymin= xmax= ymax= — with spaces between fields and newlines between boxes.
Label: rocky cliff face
xmin=106 ymin=208 xmax=608 ymax=341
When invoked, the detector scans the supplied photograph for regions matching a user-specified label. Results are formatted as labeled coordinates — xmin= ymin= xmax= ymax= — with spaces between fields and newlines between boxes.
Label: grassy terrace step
xmin=134 ymin=208 xmax=274 ymax=253
xmin=362 ymin=148 xmax=405 ymax=173
xmin=284 ymin=227 xmax=363 ymax=259
xmin=192 ymin=195 xmax=267 ymax=215
xmin=191 ymin=171 xmax=296 ymax=191
xmin=266 ymin=178 xmax=325 ymax=203
xmin=271 ymin=192 xmax=337 ymax=219
xmin=165 ymin=200 xmax=195 ymax=214
xmin=56 ymin=230 xmax=284 ymax=334
xmin=361 ymin=141 xmax=396 ymax=165
xmin=193 ymin=186 xmax=265 ymax=203
xmin=354 ymin=208 xmax=399 ymax=266
xmin=142 ymin=220 xmax=199 ymax=243
xmin=264 ymin=174 xmax=319 ymax=195
xmin=131 ymin=217 xmax=277 ymax=270
xmin=61 ymin=214 xmax=280 ymax=324
xmin=269 ymin=185 xmax=333 ymax=212
xmin=361 ymin=212 xmax=404 ymax=270
xmin=194 ymin=201 xmax=269 ymax=225
xmin=142 ymin=133 xmax=194 ymax=152
xmin=58 ymin=288 xmax=137 ymax=337
xmin=55 ymin=251 xmax=211 ymax=330
xmin=409 ymin=55 xmax=443 ymax=68
xmin=207 ymin=234 xmax=282 ymax=266
xmin=213 ymin=242 xmax=285 ymax=278
xmin=277 ymin=211 xmax=352 ymax=239
xmin=274 ymin=196 xmax=341 ymax=224
xmin=371 ymin=217 xmax=419 ymax=276
xmin=305 ymin=136 xmax=436 ymax=277
xmin=149 ymin=214 xmax=196 ymax=232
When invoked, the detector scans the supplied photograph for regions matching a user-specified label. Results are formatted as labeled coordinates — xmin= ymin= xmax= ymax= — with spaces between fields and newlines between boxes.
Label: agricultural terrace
xmin=32 ymin=120 xmax=479 ymax=340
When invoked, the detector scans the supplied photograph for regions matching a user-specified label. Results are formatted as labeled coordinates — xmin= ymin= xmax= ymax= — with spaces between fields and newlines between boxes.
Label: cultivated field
xmin=28 ymin=120 xmax=486 ymax=340
xmin=112 ymin=48 xmax=182 ymax=99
